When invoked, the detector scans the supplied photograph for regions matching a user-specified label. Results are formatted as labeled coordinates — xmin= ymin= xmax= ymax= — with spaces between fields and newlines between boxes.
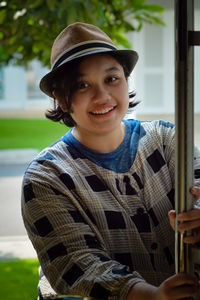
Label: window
xmin=26 ymin=60 xmax=49 ymax=100
xmin=129 ymin=9 xmax=175 ymax=115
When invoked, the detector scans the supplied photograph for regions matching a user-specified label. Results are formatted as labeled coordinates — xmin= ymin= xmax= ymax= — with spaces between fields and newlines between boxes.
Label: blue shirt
xmin=62 ymin=119 xmax=146 ymax=173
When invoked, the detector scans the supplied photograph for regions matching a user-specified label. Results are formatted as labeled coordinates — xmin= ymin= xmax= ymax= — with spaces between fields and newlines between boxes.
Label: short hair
xmin=45 ymin=54 xmax=139 ymax=127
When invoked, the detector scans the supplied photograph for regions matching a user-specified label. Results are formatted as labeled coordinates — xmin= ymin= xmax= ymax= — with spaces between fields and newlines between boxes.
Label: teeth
xmin=92 ymin=107 xmax=114 ymax=115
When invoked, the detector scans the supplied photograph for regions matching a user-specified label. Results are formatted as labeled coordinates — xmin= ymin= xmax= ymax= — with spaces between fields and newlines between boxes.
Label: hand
xmin=154 ymin=273 xmax=200 ymax=300
xmin=168 ymin=187 xmax=200 ymax=244
xmin=127 ymin=273 xmax=200 ymax=300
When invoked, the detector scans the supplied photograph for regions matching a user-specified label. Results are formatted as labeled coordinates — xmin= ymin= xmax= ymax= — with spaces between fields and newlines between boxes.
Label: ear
xmin=52 ymin=90 xmax=68 ymax=112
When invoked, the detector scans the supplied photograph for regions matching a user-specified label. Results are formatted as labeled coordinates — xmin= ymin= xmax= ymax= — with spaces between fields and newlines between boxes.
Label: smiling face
xmin=67 ymin=54 xmax=129 ymax=141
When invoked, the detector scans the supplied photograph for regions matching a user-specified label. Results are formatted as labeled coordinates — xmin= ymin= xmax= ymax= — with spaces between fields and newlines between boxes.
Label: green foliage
xmin=0 ymin=118 xmax=69 ymax=151
xmin=0 ymin=0 xmax=164 ymax=67
xmin=0 ymin=259 xmax=40 ymax=300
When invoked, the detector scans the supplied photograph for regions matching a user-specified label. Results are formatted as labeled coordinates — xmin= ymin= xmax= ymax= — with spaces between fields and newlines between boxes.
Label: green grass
xmin=0 ymin=259 xmax=40 ymax=300
xmin=0 ymin=119 xmax=70 ymax=151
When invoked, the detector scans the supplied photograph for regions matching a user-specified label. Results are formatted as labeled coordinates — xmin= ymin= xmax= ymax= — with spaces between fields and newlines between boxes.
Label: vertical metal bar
xmin=175 ymin=0 xmax=194 ymax=274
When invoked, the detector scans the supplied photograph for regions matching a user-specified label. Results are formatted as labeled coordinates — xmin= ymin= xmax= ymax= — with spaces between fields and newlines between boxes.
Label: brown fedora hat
xmin=40 ymin=22 xmax=139 ymax=97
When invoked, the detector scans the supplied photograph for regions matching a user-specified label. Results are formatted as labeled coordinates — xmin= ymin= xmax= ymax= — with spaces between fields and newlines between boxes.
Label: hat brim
xmin=39 ymin=49 xmax=138 ymax=98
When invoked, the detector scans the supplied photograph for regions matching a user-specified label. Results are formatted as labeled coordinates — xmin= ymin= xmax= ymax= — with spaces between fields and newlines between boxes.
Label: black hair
xmin=45 ymin=53 xmax=139 ymax=127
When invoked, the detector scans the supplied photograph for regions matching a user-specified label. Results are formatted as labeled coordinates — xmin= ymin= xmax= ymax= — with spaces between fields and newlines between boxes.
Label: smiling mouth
xmin=90 ymin=106 xmax=116 ymax=115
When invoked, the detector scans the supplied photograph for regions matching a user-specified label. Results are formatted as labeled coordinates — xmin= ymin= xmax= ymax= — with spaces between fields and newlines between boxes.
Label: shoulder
xmin=140 ymin=119 xmax=174 ymax=131
xmin=125 ymin=119 xmax=174 ymax=139
xmin=130 ymin=119 xmax=175 ymax=158
xmin=140 ymin=120 xmax=175 ymax=141
xmin=23 ymin=138 xmax=74 ymax=181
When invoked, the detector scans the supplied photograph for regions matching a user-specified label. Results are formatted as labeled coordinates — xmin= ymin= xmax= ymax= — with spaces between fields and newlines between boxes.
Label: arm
xmin=140 ymin=125 xmax=200 ymax=299
xmin=168 ymin=187 xmax=200 ymax=244
xmin=168 ymin=147 xmax=200 ymax=244
xmin=22 ymin=170 xmax=144 ymax=300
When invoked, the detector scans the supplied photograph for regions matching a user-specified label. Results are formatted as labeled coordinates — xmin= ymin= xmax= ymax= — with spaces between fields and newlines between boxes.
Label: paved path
xmin=0 ymin=236 xmax=37 ymax=261
xmin=0 ymin=151 xmax=38 ymax=261
xmin=0 ymin=173 xmax=27 ymax=236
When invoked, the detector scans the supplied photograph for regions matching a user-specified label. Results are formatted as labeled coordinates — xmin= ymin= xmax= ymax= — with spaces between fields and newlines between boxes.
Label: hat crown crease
xmin=51 ymin=22 xmax=114 ymax=66
xmin=52 ymin=40 xmax=116 ymax=70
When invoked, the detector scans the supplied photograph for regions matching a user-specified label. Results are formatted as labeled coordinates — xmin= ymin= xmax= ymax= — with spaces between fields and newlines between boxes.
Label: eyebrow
xmin=105 ymin=66 xmax=121 ymax=72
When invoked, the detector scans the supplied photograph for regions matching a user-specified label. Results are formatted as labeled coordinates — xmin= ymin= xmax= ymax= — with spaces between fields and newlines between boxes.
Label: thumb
xmin=168 ymin=210 xmax=176 ymax=230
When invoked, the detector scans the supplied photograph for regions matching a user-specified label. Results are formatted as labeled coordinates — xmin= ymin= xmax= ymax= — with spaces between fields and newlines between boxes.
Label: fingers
xmin=183 ymin=228 xmax=200 ymax=244
xmin=170 ymin=284 xmax=200 ymax=299
xmin=168 ymin=210 xmax=176 ymax=230
xmin=168 ymin=207 xmax=200 ymax=244
xmin=159 ymin=273 xmax=200 ymax=299
xmin=177 ymin=209 xmax=200 ymax=243
xmin=190 ymin=187 xmax=200 ymax=196
xmin=190 ymin=187 xmax=200 ymax=202
xmin=178 ymin=218 xmax=200 ymax=231
xmin=169 ymin=209 xmax=200 ymax=231
xmin=168 ymin=187 xmax=200 ymax=239
xmin=178 ymin=209 xmax=200 ymax=222
xmin=183 ymin=235 xmax=200 ymax=244
xmin=163 ymin=273 xmax=199 ymax=288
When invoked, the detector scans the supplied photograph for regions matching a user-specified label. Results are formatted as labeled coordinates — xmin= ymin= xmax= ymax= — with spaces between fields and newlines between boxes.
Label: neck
xmin=72 ymin=122 xmax=125 ymax=153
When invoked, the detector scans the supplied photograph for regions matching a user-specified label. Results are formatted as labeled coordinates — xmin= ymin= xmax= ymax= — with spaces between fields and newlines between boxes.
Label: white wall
xmin=0 ymin=65 xmax=27 ymax=109
xmin=128 ymin=7 xmax=200 ymax=115
xmin=0 ymin=61 xmax=49 ymax=111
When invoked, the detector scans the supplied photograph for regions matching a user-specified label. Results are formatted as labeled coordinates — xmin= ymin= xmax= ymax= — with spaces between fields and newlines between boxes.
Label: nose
xmin=92 ymin=84 xmax=110 ymax=102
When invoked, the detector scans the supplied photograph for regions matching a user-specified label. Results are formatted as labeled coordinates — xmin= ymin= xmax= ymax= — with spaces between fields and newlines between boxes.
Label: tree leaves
xmin=0 ymin=8 xmax=7 ymax=24
xmin=0 ymin=0 xmax=164 ymax=67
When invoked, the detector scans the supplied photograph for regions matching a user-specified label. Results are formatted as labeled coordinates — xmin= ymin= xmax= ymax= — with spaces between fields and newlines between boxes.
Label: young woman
xmin=21 ymin=22 xmax=200 ymax=300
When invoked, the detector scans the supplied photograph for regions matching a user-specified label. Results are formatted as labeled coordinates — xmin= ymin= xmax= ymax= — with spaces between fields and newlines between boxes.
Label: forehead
xmin=78 ymin=53 xmax=123 ymax=73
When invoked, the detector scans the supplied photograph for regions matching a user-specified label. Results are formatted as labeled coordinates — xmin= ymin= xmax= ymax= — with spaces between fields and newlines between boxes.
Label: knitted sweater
xmin=21 ymin=119 xmax=200 ymax=300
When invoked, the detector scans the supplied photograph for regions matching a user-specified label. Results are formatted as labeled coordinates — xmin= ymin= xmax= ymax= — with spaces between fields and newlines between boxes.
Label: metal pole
xmin=175 ymin=1 xmax=200 ymax=287
xmin=175 ymin=0 xmax=194 ymax=274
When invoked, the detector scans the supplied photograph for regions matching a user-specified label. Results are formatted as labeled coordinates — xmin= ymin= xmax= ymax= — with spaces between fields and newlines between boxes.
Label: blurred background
xmin=1 ymin=0 xmax=199 ymax=143
xmin=0 ymin=0 xmax=199 ymax=299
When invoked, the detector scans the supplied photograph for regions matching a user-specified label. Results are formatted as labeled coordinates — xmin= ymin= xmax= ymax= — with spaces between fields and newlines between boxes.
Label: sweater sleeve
xmin=194 ymin=146 xmax=200 ymax=183
xmin=21 ymin=161 xmax=145 ymax=300
xmin=194 ymin=146 xmax=200 ymax=209
xmin=155 ymin=121 xmax=200 ymax=193
xmin=153 ymin=121 xmax=175 ymax=187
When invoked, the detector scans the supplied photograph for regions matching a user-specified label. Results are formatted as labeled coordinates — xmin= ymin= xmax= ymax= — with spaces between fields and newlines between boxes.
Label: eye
xmin=76 ymin=81 xmax=89 ymax=90
xmin=106 ymin=76 xmax=118 ymax=83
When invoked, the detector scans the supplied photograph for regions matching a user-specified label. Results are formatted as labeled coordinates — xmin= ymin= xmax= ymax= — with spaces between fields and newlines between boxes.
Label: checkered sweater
xmin=21 ymin=120 xmax=200 ymax=300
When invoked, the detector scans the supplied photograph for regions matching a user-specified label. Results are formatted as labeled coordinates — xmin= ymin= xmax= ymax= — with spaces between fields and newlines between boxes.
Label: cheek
xmin=70 ymin=99 xmax=86 ymax=121
xmin=120 ymin=87 xmax=130 ymax=107
xmin=70 ymin=93 xmax=89 ymax=112
xmin=69 ymin=103 xmax=76 ymax=117
xmin=120 ymin=81 xmax=129 ymax=98
xmin=69 ymin=96 xmax=78 ymax=114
